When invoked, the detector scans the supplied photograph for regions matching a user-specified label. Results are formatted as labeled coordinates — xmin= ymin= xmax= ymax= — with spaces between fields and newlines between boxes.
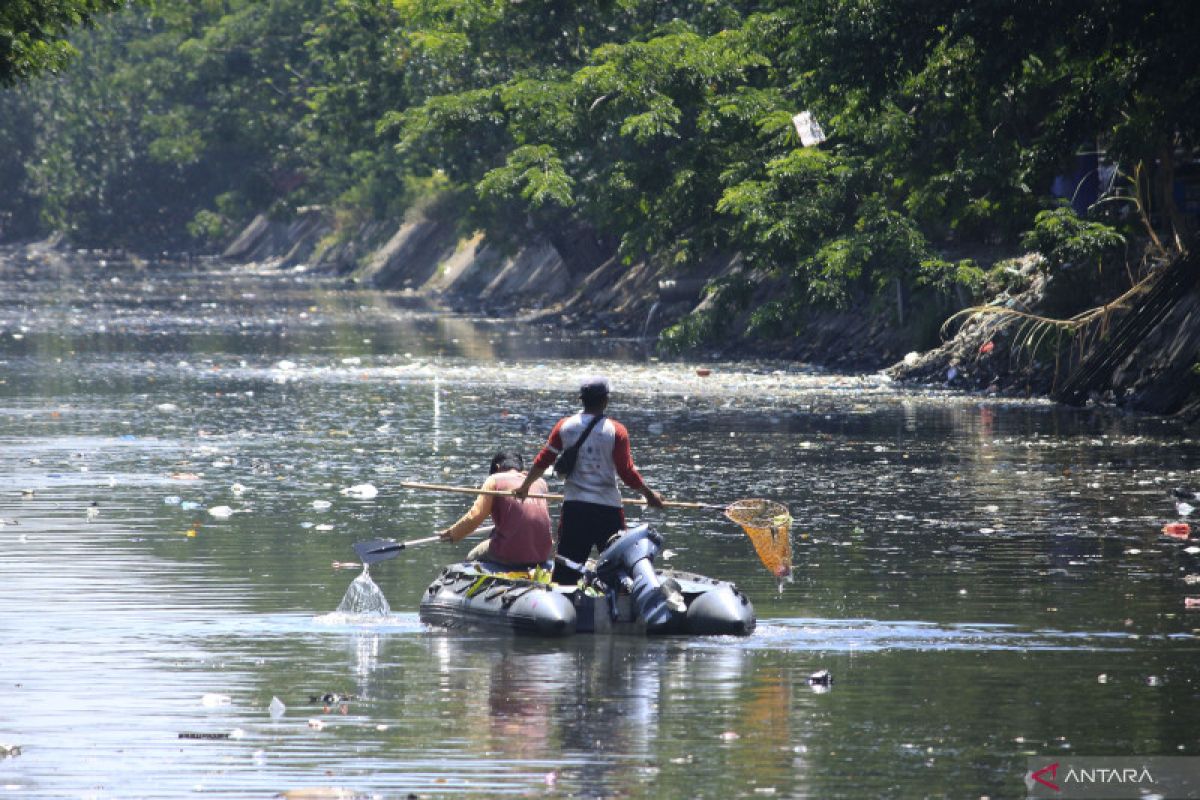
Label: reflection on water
xmin=1 ymin=260 xmax=1199 ymax=797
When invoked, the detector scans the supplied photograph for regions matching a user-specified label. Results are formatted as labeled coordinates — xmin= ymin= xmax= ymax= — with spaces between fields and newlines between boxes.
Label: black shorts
xmin=552 ymin=500 xmax=625 ymax=584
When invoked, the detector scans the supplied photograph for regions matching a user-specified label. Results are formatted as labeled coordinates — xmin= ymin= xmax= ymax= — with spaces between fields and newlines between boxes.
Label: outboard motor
xmin=595 ymin=524 xmax=684 ymax=633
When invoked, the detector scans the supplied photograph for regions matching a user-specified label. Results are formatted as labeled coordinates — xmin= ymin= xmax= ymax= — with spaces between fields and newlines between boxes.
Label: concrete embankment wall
xmin=216 ymin=206 xmax=946 ymax=367
xmin=219 ymin=207 xmax=715 ymax=339
xmin=223 ymin=208 xmax=1200 ymax=419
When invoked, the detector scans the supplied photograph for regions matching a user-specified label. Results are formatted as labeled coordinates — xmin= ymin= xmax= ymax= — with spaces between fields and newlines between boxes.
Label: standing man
xmin=439 ymin=451 xmax=553 ymax=568
xmin=515 ymin=376 xmax=664 ymax=584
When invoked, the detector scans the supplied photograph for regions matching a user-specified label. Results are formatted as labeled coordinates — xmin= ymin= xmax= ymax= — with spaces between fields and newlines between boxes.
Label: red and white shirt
xmin=533 ymin=413 xmax=648 ymax=507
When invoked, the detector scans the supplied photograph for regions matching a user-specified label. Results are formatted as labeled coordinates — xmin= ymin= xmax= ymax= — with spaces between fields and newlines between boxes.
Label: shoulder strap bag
xmin=554 ymin=414 xmax=604 ymax=479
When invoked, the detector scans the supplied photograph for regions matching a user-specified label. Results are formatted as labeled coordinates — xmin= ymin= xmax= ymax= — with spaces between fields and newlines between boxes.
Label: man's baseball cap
xmin=579 ymin=375 xmax=611 ymax=399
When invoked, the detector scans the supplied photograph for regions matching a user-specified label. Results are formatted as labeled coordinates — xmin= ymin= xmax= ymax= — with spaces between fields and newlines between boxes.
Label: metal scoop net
xmin=725 ymin=499 xmax=793 ymax=580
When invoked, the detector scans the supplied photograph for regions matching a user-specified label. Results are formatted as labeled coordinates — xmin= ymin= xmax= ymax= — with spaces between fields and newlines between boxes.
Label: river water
xmin=0 ymin=256 xmax=1198 ymax=798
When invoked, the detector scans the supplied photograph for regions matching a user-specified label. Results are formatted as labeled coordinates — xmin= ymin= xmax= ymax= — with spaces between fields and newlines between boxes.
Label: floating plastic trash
xmin=339 ymin=483 xmax=378 ymax=500
xmin=312 ymin=500 xmax=332 ymax=511
xmin=230 ymin=483 xmax=247 ymax=496
xmin=807 ymin=669 xmax=833 ymax=687
xmin=310 ymin=692 xmax=356 ymax=705
xmin=307 ymin=719 xmax=325 ymax=730
xmin=269 ymin=697 xmax=286 ymax=719
xmin=278 ymin=789 xmax=355 ymax=800
xmin=178 ymin=732 xmax=230 ymax=740
xmin=1163 ymin=522 xmax=1191 ymax=539
xmin=1177 ymin=501 xmax=1195 ymax=517
xmin=155 ymin=403 xmax=179 ymax=413
xmin=315 ymin=524 xmax=334 ymax=531
xmin=0 ymin=744 xmax=20 ymax=758
xmin=180 ymin=501 xmax=201 ymax=511
xmin=208 ymin=506 xmax=234 ymax=519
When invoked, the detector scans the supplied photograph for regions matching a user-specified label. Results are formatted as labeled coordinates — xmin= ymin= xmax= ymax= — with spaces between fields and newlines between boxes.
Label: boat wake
xmin=734 ymin=618 xmax=1191 ymax=653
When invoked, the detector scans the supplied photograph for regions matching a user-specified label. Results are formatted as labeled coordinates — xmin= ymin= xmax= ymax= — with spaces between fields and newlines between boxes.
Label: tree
xmin=3 ymin=0 xmax=1198 ymax=347
xmin=0 ymin=0 xmax=125 ymax=85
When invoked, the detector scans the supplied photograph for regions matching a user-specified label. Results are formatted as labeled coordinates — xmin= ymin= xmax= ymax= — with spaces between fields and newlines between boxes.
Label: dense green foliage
xmin=0 ymin=0 xmax=124 ymax=85
xmin=2 ymin=0 xmax=1197 ymax=346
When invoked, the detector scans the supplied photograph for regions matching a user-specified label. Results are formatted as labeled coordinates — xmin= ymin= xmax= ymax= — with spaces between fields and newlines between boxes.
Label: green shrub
xmin=1020 ymin=206 xmax=1124 ymax=270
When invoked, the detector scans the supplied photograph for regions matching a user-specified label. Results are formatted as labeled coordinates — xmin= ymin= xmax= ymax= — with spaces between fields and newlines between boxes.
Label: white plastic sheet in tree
xmin=792 ymin=110 xmax=827 ymax=147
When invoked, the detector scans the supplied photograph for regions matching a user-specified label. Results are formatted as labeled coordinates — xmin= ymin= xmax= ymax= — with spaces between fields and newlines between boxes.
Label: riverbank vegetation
xmin=1 ymin=1 xmax=1197 ymax=395
xmin=0 ymin=0 xmax=123 ymax=86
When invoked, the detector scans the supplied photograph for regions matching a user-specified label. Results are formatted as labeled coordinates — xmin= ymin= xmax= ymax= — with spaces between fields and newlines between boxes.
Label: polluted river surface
xmin=0 ymin=257 xmax=1198 ymax=799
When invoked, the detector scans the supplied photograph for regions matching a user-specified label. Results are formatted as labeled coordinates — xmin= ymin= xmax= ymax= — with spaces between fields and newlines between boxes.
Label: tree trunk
xmin=1158 ymin=141 xmax=1188 ymax=253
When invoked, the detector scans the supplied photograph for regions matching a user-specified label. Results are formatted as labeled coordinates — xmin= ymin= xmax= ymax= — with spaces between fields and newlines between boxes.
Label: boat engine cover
xmin=596 ymin=525 xmax=682 ymax=633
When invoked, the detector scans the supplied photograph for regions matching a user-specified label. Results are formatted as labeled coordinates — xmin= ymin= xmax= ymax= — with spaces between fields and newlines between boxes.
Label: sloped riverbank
xmin=210 ymin=207 xmax=958 ymax=371
xmin=8 ymin=212 xmax=1198 ymax=420
xmin=212 ymin=207 xmax=1200 ymax=420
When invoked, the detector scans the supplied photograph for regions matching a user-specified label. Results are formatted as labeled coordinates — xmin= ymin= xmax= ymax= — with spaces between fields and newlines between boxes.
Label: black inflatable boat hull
xmin=419 ymin=564 xmax=755 ymax=637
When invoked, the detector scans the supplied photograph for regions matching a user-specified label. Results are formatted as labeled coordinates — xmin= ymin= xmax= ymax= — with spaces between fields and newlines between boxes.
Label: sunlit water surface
xmin=0 ymin=259 xmax=1198 ymax=798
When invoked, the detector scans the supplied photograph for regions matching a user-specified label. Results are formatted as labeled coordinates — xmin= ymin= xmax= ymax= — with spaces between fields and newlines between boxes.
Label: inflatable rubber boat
xmin=418 ymin=525 xmax=755 ymax=637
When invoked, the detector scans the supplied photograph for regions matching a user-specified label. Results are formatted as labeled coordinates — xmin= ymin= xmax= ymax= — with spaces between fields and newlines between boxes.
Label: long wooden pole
xmin=399 ymin=481 xmax=719 ymax=509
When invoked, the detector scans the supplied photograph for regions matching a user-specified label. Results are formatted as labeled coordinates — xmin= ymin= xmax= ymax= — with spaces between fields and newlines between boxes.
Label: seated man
xmin=438 ymin=451 xmax=553 ymax=568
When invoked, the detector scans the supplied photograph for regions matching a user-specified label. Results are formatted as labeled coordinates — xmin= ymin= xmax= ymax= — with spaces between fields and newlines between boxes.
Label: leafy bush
xmin=1020 ymin=207 xmax=1125 ymax=270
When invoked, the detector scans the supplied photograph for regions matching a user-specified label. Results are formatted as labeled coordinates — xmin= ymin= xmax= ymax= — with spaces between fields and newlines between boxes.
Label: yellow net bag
xmin=725 ymin=499 xmax=793 ymax=579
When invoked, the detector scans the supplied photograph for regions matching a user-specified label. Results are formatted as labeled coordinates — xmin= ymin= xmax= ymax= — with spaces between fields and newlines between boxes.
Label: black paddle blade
xmin=352 ymin=538 xmax=404 ymax=566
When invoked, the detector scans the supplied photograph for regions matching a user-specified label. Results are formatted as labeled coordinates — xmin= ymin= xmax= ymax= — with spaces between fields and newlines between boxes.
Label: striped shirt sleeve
xmin=532 ymin=417 xmax=567 ymax=471
xmin=612 ymin=421 xmax=647 ymax=491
